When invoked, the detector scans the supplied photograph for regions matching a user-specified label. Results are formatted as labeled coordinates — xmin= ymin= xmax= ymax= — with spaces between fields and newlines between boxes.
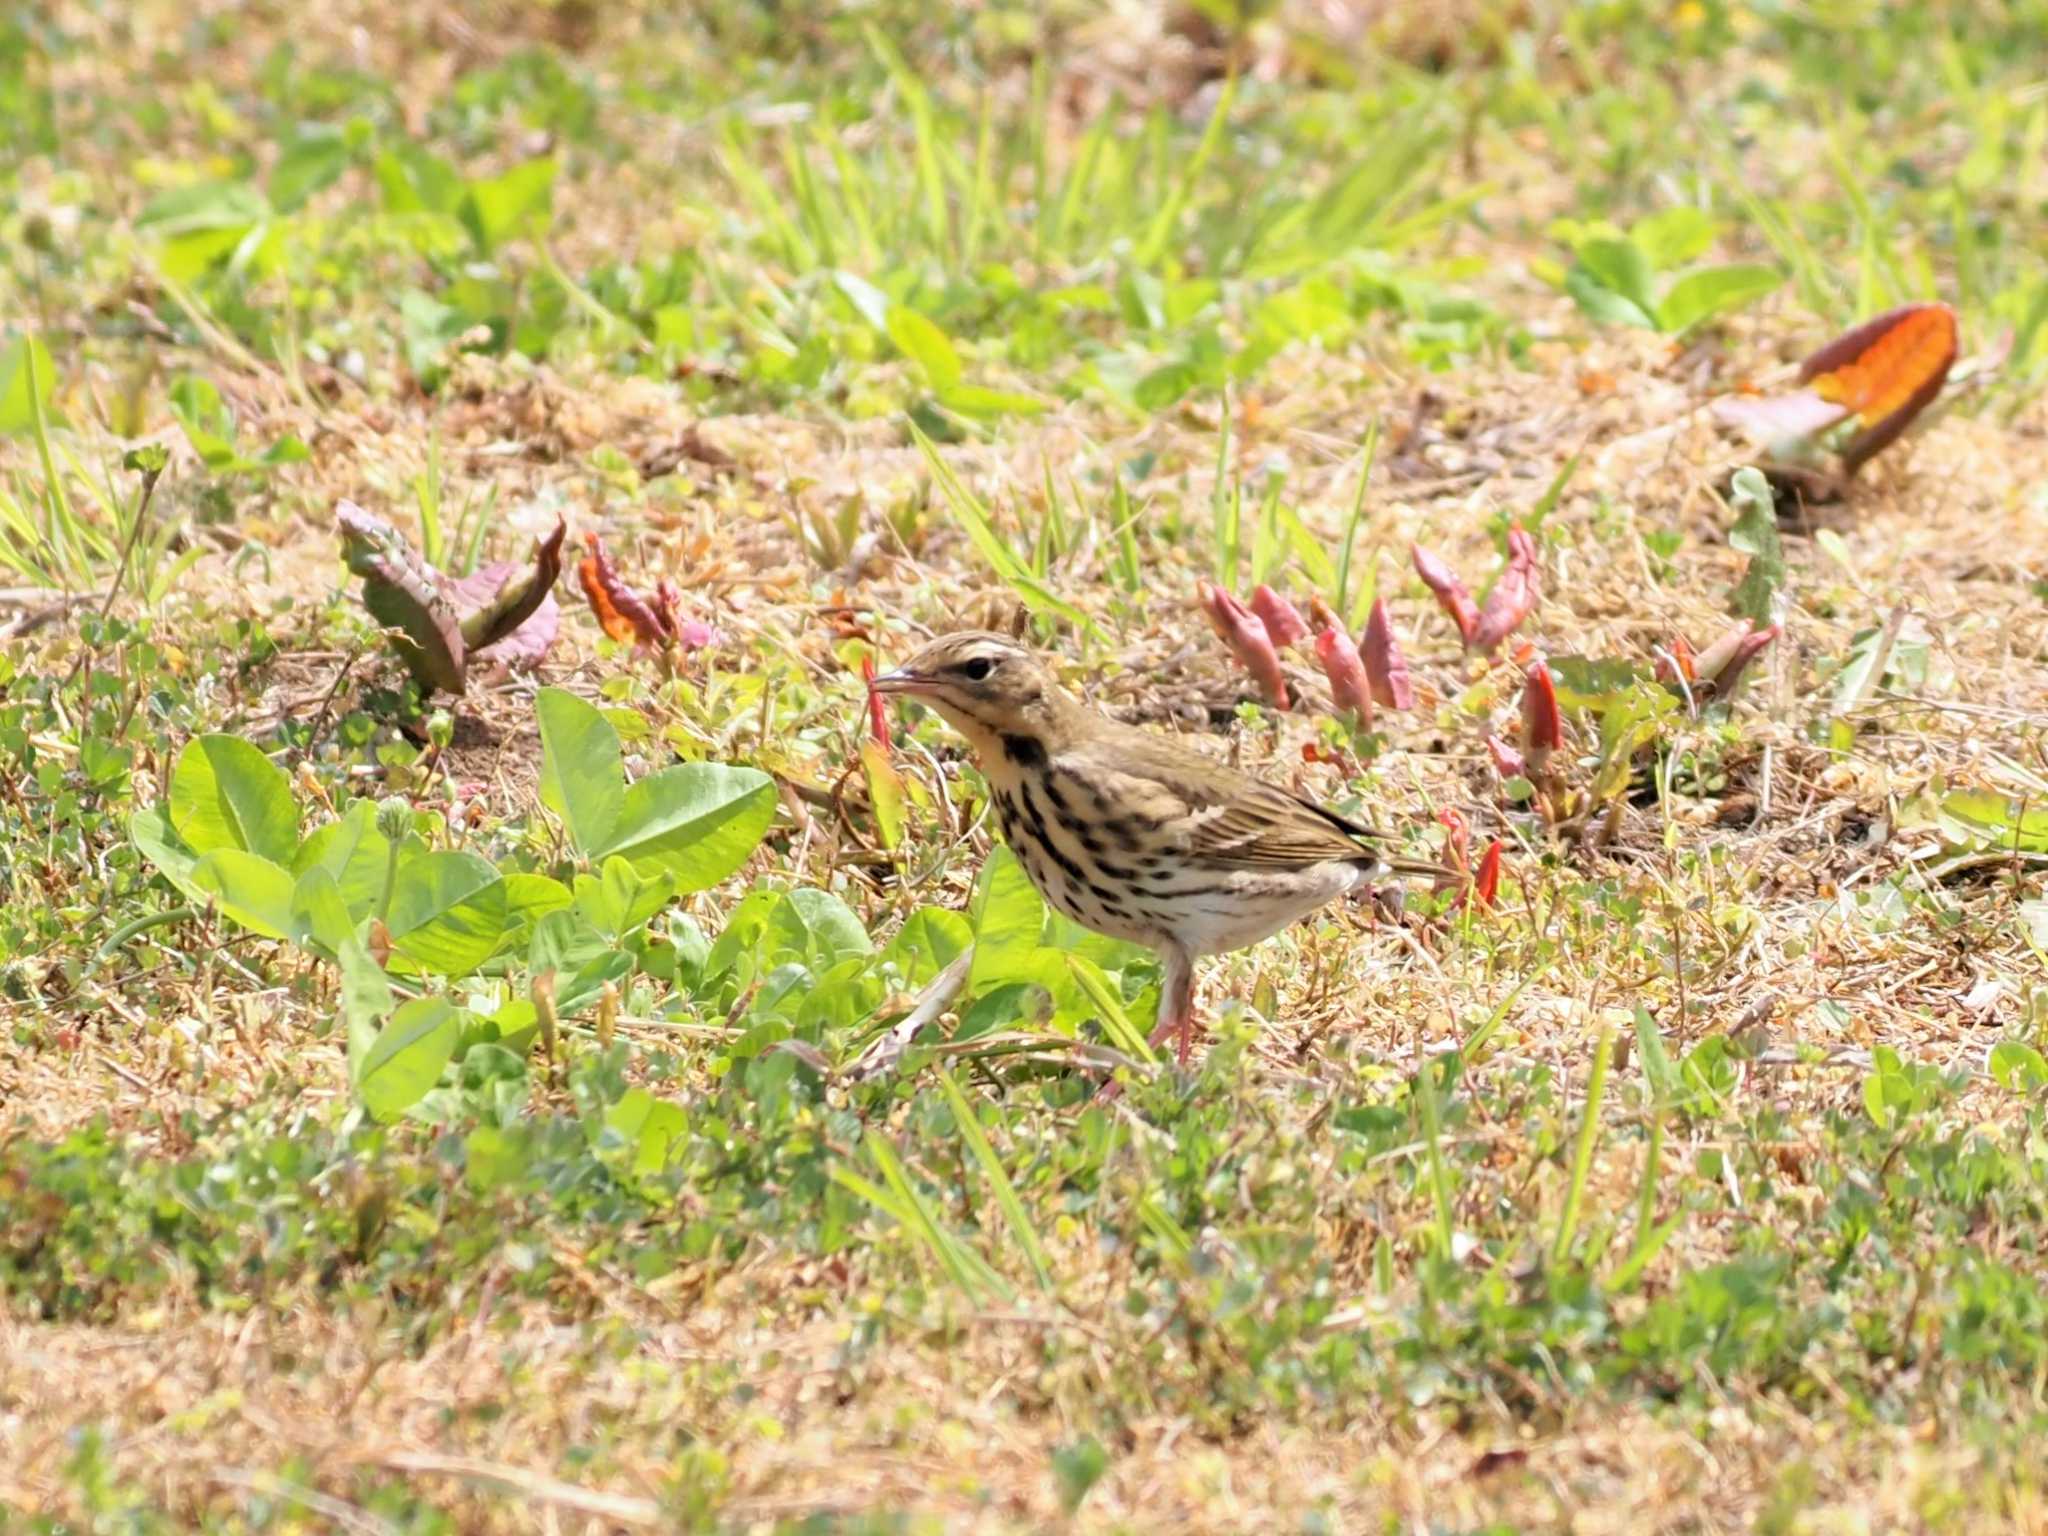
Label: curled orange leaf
xmin=1800 ymin=303 xmax=1957 ymax=474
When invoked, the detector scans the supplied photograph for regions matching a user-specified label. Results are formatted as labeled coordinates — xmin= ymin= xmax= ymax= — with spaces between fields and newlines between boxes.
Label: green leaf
xmin=289 ymin=866 xmax=356 ymax=955
xmin=1989 ymin=1040 xmax=2048 ymax=1093
xmin=536 ymin=687 xmax=625 ymax=857
xmin=886 ymin=305 xmax=963 ymax=392
xmin=1938 ymin=790 xmax=2048 ymax=853
xmin=859 ymin=742 xmax=904 ymax=852
xmin=1630 ymin=207 xmax=1718 ymax=269
xmin=338 ymin=934 xmax=394 ymax=1063
xmin=169 ymin=735 xmax=299 ymax=863
xmin=0 ymin=335 xmax=57 ymax=436
xmin=357 ymin=996 xmax=459 ymax=1121
xmin=969 ymin=845 xmax=1048 ymax=989
xmin=292 ymin=800 xmax=390 ymax=919
xmin=605 ymin=1087 xmax=689 ymax=1177
xmin=375 ymin=144 xmax=464 ymax=215
xmin=938 ymin=383 xmax=1046 ymax=419
xmin=767 ymin=888 xmax=873 ymax=970
xmin=386 ymin=850 xmax=509 ymax=976
xmin=270 ymin=132 xmax=351 ymax=212
xmin=1657 ymin=264 xmax=1781 ymax=335
xmin=191 ymin=849 xmax=298 ymax=939
xmin=572 ymin=855 xmax=676 ymax=939
xmin=129 ymin=806 xmax=204 ymax=902
xmin=460 ymin=157 xmax=557 ymax=254
xmin=881 ymin=907 xmax=973 ymax=988
xmin=1726 ymin=468 xmax=1786 ymax=625
xmin=1566 ymin=239 xmax=1658 ymax=329
xmin=596 ymin=763 xmax=777 ymax=891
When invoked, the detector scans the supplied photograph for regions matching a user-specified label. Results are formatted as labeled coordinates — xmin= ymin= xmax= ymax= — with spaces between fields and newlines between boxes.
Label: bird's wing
xmin=1060 ymin=732 xmax=1413 ymax=873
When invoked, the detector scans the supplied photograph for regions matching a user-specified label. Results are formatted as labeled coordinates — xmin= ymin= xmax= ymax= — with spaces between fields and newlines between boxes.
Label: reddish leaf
xmin=1199 ymin=582 xmax=1289 ymax=709
xmin=1699 ymin=622 xmax=1778 ymax=703
xmin=1470 ymin=526 xmax=1540 ymax=655
xmin=448 ymin=564 xmax=560 ymax=668
xmin=1800 ymin=303 xmax=1957 ymax=475
xmin=1412 ymin=543 xmax=1479 ymax=645
xmin=1471 ymin=839 xmax=1502 ymax=909
xmin=862 ymin=656 xmax=890 ymax=748
xmin=1485 ymin=734 xmax=1527 ymax=780
xmin=1313 ymin=626 xmax=1374 ymax=726
xmin=577 ymin=533 xmax=671 ymax=646
xmin=1437 ymin=807 xmax=1471 ymax=874
xmin=338 ymin=500 xmax=467 ymax=695
xmin=1250 ymin=585 xmax=1311 ymax=648
xmin=1521 ymin=661 xmax=1563 ymax=774
xmin=458 ymin=518 xmax=566 ymax=656
xmin=1361 ymin=598 xmax=1415 ymax=709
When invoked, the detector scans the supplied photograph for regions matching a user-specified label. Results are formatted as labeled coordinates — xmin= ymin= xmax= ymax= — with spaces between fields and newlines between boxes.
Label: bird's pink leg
xmin=1146 ymin=945 xmax=1197 ymax=1067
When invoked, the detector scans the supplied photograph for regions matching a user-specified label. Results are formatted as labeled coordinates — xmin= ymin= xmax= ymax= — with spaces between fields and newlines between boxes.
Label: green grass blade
xmin=935 ymin=1068 xmax=1052 ymax=1290
xmin=1552 ymin=1024 xmax=1614 ymax=1263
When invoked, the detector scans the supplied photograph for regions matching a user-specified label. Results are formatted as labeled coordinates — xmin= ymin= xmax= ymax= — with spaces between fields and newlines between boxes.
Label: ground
xmin=4 ymin=2 xmax=2048 ymax=1532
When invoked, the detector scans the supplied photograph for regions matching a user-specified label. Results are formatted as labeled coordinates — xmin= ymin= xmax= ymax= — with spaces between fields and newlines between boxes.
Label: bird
xmin=867 ymin=631 xmax=1442 ymax=1068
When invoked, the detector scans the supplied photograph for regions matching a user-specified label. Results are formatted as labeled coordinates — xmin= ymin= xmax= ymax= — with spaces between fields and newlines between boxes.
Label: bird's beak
xmin=867 ymin=665 xmax=939 ymax=698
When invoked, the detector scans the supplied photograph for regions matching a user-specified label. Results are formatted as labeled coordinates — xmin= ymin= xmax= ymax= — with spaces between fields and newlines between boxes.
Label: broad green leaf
xmin=767 ymin=888 xmax=873 ymax=970
xmin=129 ymin=806 xmax=205 ymax=901
xmin=572 ymin=855 xmax=675 ymax=939
xmin=1989 ymin=1040 xmax=2048 ymax=1093
xmin=1566 ymin=239 xmax=1658 ymax=329
xmin=338 ymin=934 xmax=394 ymax=1064
xmin=605 ymin=1088 xmax=689 ymax=1177
xmin=830 ymin=269 xmax=891 ymax=331
xmin=1657 ymin=264 xmax=1781 ymax=335
xmin=386 ymin=850 xmax=509 ymax=976
xmin=270 ymin=132 xmax=350 ymax=212
xmin=881 ymin=907 xmax=973 ymax=987
xmin=886 ymin=305 xmax=963 ymax=392
xmin=292 ymin=800 xmax=390 ymax=919
xmin=191 ymin=849 xmax=298 ymax=939
xmin=460 ymin=156 xmax=557 ymax=254
xmin=1630 ymin=207 xmax=1717 ymax=269
xmin=289 ymin=866 xmax=355 ymax=955
xmin=357 ymin=996 xmax=459 ymax=1121
xmin=169 ymin=735 xmax=298 ymax=863
xmin=1938 ymin=790 xmax=2048 ymax=853
xmin=375 ymin=144 xmax=464 ymax=215
xmin=502 ymin=872 xmax=574 ymax=929
xmin=0 ymin=335 xmax=57 ymax=436
xmin=969 ymin=845 xmax=1048 ymax=989
xmin=598 ymin=763 xmax=776 ymax=890
xmin=536 ymin=687 xmax=624 ymax=857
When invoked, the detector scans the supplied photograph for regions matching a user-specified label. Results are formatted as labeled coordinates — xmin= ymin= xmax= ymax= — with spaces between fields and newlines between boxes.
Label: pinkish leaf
xmin=1485 ymin=734 xmax=1527 ymax=780
xmin=1711 ymin=389 xmax=1852 ymax=449
xmin=1314 ymin=626 xmax=1374 ymax=725
xmin=457 ymin=518 xmax=566 ymax=656
xmin=1361 ymin=597 xmax=1415 ymax=710
xmin=1250 ymin=585 xmax=1311 ymax=649
xmin=1412 ymin=543 xmax=1479 ymax=645
xmin=1199 ymin=582 xmax=1289 ymax=709
xmin=1701 ymin=623 xmax=1778 ymax=702
xmin=1470 ymin=526 xmax=1540 ymax=655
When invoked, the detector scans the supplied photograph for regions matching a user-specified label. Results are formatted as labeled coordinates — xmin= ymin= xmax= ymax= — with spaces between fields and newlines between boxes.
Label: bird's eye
xmin=960 ymin=656 xmax=995 ymax=682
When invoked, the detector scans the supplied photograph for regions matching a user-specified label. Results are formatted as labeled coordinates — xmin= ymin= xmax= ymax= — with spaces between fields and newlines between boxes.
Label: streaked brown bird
xmin=869 ymin=631 xmax=1440 ymax=1066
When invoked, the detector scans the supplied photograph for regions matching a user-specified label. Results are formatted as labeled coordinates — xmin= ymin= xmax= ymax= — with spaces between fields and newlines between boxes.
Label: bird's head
xmin=868 ymin=631 xmax=1073 ymax=756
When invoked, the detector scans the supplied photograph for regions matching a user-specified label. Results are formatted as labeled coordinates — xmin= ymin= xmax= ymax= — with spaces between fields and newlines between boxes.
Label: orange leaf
xmin=1801 ymin=303 xmax=1957 ymax=429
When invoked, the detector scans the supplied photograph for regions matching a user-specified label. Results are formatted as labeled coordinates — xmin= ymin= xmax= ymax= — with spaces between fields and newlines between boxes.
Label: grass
xmin=4 ymin=0 xmax=2048 ymax=1530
